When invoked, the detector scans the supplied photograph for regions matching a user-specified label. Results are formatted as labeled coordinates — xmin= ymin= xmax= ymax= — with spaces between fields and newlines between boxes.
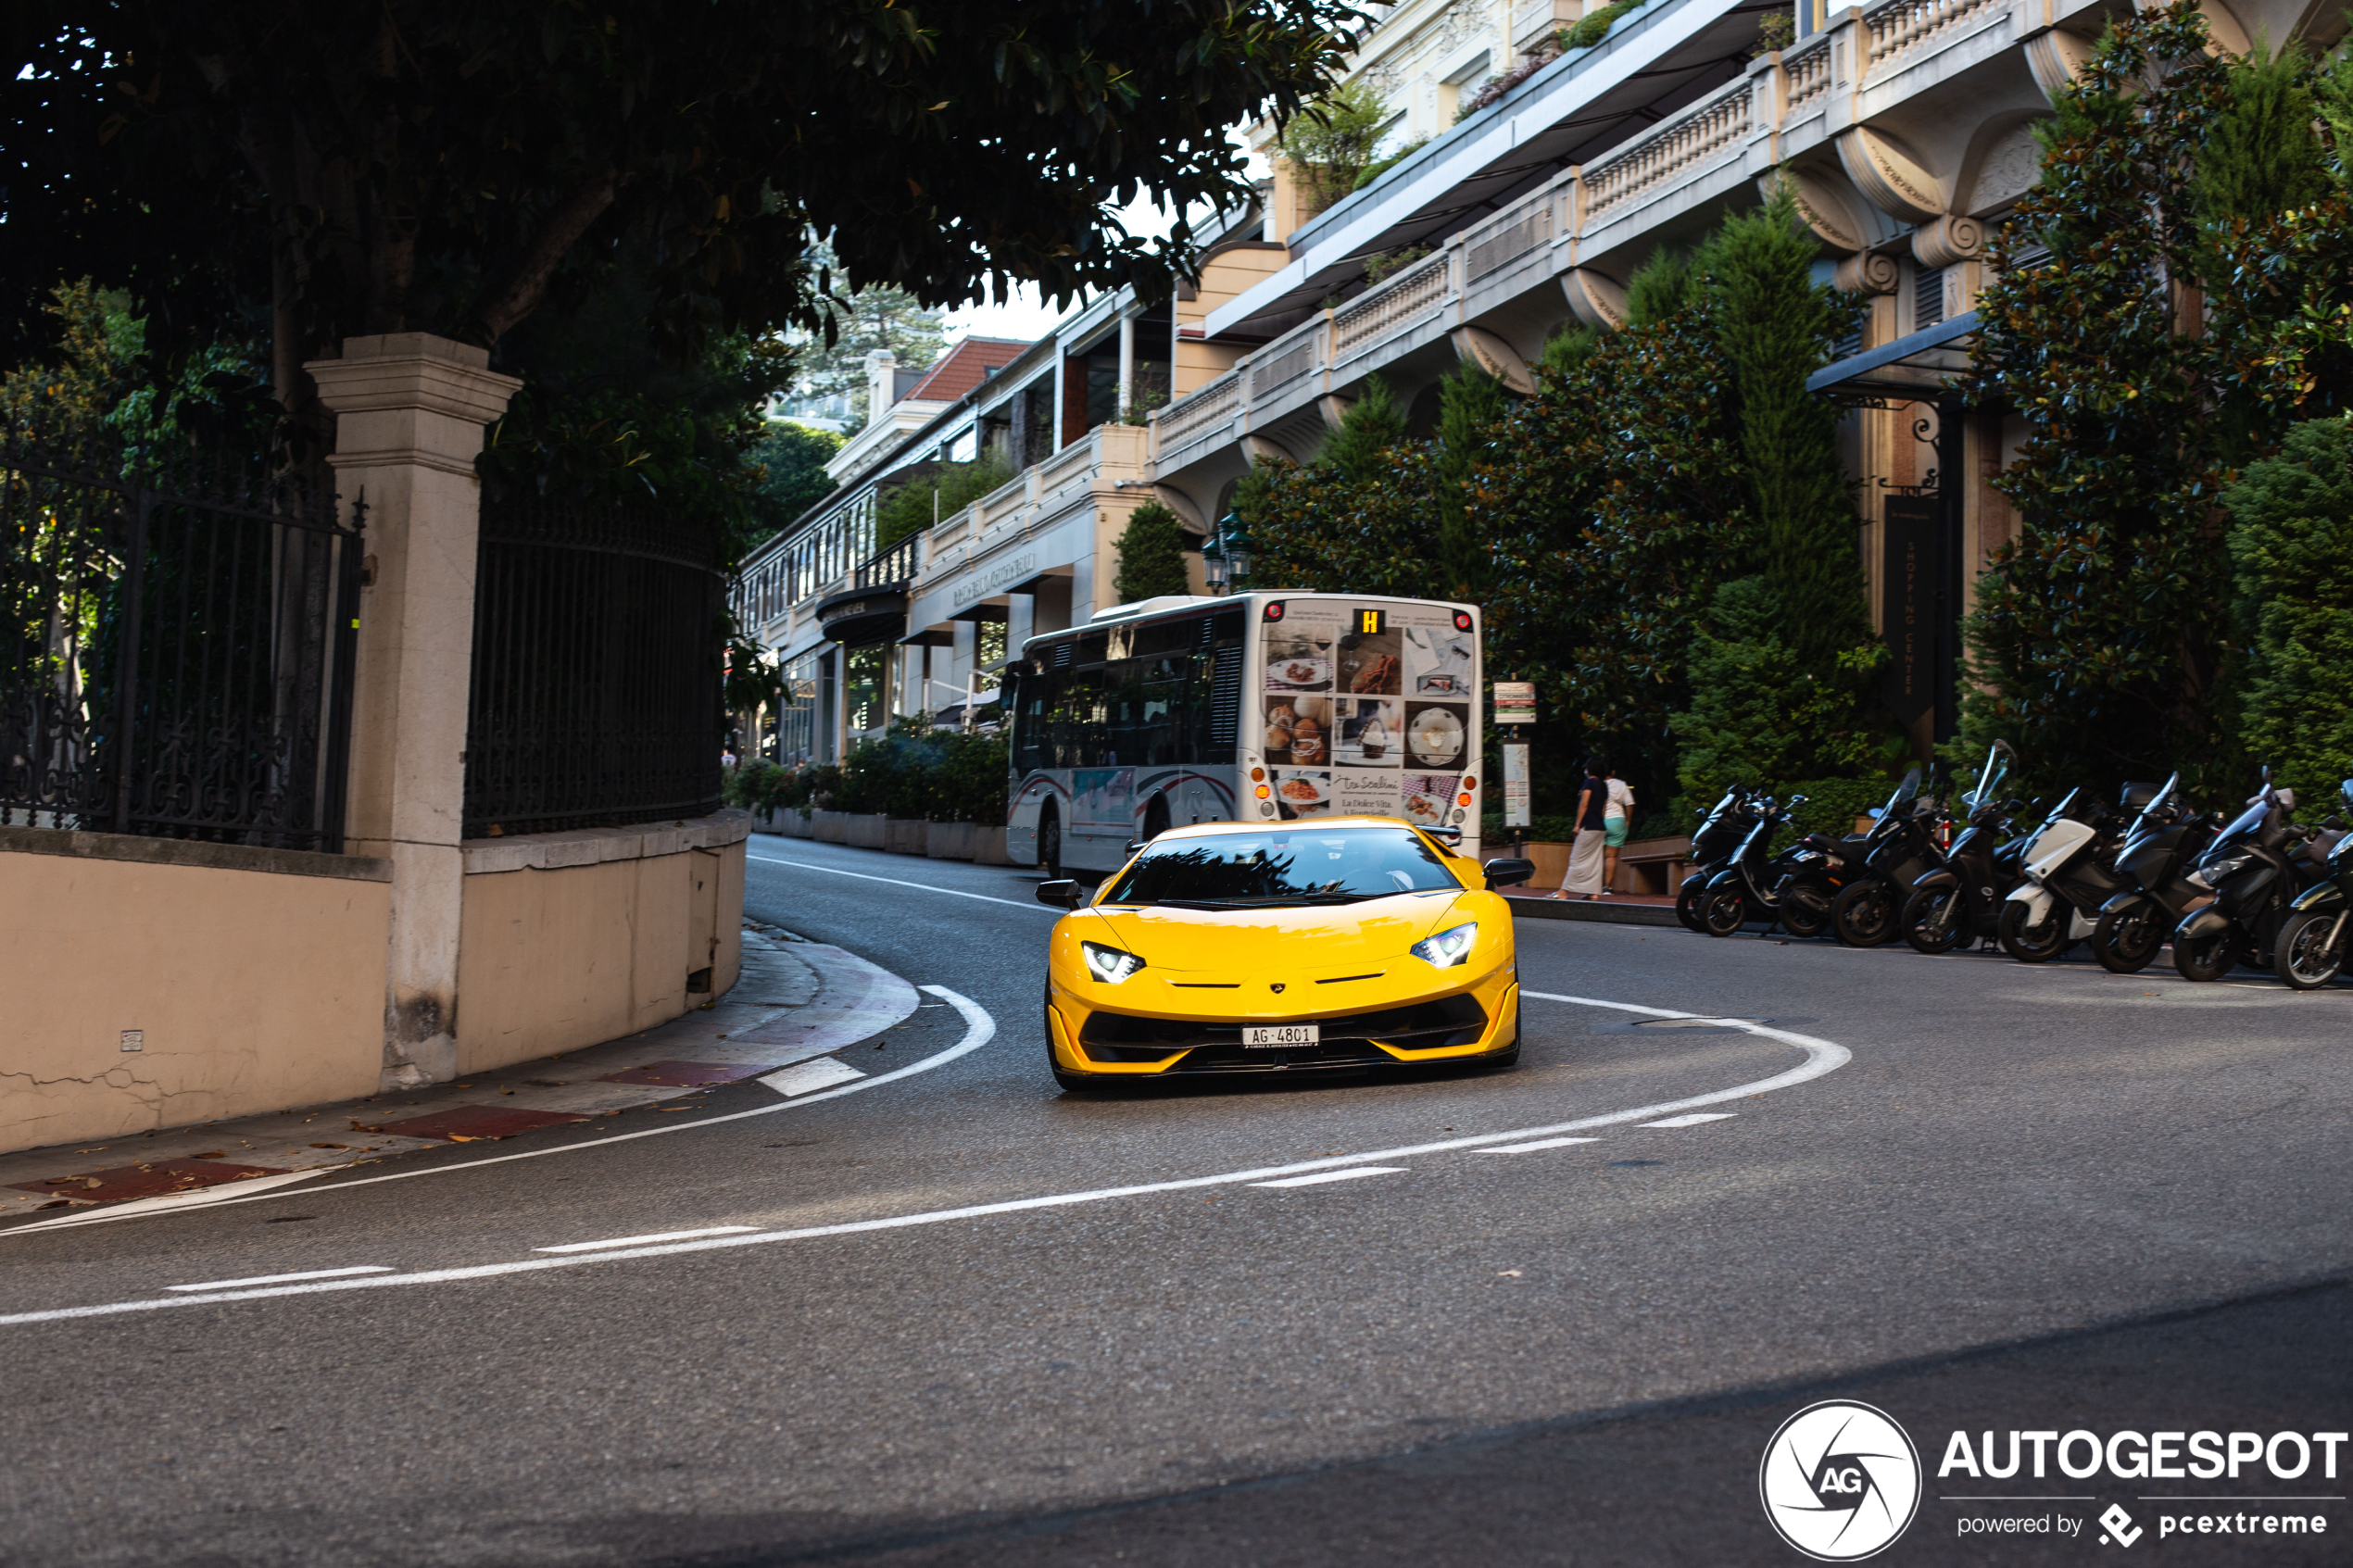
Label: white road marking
xmin=164 ymin=1266 xmax=392 ymax=1292
xmin=0 ymin=994 xmax=1847 ymax=1328
xmin=1251 ymin=1167 xmax=1407 ymax=1188
xmin=535 ymin=1226 xmax=756 ymax=1254
xmin=761 ymin=1059 xmax=866 ymax=1097
xmin=1642 ymin=1112 xmax=1738 ymax=1128
xmin=1473 ymin=1136 xmax=1600 ymax=1154
xmin=745 ymin=847 xmax=1056 ymax=913
xmin=1 ymin=985 xmax=994 ymax=1240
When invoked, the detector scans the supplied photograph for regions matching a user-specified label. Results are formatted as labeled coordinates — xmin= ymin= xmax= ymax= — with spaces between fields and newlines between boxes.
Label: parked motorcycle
xmin=1694 ymin=795 xmax=1819 ymax=937
xmin=2171 ymin=769 xmax=2341 ymax=982
xmin=1828 ymin=767 xmax=1950 ymax=947
xmin=1900 ymin=744 xmax=2030 ymax=955
xmin=1997 ymin=784 xmax=2145 ymax=963
xmin=1675 ymin=787 xmax=1762 ymax=934
xmin=2273 ymin=780 xmax=2353 ymax=989
xmin=2084 ymin=773 xmax=2217 ymax=974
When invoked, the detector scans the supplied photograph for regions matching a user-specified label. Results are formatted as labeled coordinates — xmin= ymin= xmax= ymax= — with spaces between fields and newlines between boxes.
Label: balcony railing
xmin=1332 ymin=250 xmax=1454 ymax=360
xmin=1868 ymin=0 xmax=2005 ymax=74
xmin=853 ymin=533 xmax=923 ymax=589
xmin=1582 ymin=74 xmax=1752 ymax=224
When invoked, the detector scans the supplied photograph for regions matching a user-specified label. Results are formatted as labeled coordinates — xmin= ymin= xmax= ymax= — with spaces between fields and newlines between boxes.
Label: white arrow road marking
xmin=761 ymin=1059 xmax=867 ymax=1097
xmin=1251 ymin=1167 xmax=1408 ymax=1188
xmin=0 ymin=993 xmax=1848 ymax=1328
xmin=535 ymin=1226 xmax=756 ymax=1254
xmin=1473 ymin=1137 xmax=1600 ymax=1154
xmin=165 ymin=1266 xmax=391 ymax=1292
xmin=1642 ymin=1112 xmax=1738 ymax=1128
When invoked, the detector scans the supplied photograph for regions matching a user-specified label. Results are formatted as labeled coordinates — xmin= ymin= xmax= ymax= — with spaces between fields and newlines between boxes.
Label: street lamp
xmin=1203 ymin=511 xmax=1254 ymax=596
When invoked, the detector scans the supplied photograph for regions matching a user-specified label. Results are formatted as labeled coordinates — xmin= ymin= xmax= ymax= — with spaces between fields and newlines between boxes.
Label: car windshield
xmin=1100 ymin=827 xmax=1463 ymax=908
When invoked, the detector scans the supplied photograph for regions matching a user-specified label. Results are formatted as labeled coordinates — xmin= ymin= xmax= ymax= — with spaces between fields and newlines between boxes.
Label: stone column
xmin=307 ymin=333 xmax=522 ymax=1091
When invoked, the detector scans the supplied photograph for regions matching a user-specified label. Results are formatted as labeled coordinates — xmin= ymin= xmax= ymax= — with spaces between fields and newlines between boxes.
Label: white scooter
xmin=1997 ymin=785 xmax=2147 ymax=962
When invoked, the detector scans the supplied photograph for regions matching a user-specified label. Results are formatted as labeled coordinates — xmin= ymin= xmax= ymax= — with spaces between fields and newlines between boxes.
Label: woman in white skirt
xmin=1553 ymin=758 xmax=1610 ymax=899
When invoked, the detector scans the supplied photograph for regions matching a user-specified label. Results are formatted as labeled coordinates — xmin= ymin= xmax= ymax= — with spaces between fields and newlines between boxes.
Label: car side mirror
xmin=1482 ymin=858 xmax=1536 ymax=889
xmin=1036 ymin=879 xmax=1083 ymax=909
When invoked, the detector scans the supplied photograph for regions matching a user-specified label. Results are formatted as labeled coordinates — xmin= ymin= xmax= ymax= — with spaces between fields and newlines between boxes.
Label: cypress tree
xmin=2224 ymin=415 xmax=2353 ymax=796
xmin=1697 ymin=189 xmax=1873 ymax=668
xmin=1318 ymin=373 xmax=1406 ymax=483
xmin=1624 ymin=247 xmax=1694 ymax=326
xmin=1435 ymin=366 xmax=1506 ymax=600
xmin=1112 ymin=500 xmax=1192 ymax=603
xmin=2192 ymin=41 xmax=2327 ymax=227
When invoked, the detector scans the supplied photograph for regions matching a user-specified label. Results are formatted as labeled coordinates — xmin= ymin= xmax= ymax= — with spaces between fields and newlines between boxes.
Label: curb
xmin=0 ymin=927 xmax=920 ymax=1228
xmin=1504 ymin=895 xmax=1682 ymax=928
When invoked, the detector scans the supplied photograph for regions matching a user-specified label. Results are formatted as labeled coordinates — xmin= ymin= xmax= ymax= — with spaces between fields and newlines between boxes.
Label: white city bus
xmin=1005 ymin=592 xmax=1484 ymax=877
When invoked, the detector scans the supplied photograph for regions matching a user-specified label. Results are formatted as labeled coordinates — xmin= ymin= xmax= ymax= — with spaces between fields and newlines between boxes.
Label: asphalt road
xmin=4 ymin=834 xmax=2349 ymax=1567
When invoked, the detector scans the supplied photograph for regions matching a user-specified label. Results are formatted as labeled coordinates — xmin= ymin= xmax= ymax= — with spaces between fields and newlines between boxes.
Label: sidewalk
xmin=0 ymin=923 xmax=918 ymax=1228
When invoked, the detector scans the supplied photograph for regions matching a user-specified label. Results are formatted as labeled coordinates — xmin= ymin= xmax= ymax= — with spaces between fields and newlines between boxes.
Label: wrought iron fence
xmin=464 ymin=495 xmax=725 ymax=837
xmin=1 ymin=427 xmax=363 ymax=849
xmin=852 ymin=533 xmax=922 ymax=589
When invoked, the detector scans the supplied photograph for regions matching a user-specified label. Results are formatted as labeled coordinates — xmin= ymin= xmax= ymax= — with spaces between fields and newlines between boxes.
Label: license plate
xmin=1243 ymin=1024 xmax=1320 ymax=1048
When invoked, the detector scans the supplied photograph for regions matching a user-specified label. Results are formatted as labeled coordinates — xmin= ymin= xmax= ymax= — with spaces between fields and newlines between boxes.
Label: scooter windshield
xmin=2134 ymin=772 xmax=2178 ymax=827
xmin=1970 ymin=757 xmax=2010 ymax=812
xmin=1881 ymin=768 xmax=1922 ymax=819
xmin=2213 ymin=798 xmax=2269 ymax=847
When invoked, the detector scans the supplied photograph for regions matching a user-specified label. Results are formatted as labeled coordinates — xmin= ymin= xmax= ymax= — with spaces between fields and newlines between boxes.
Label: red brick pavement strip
xmin=8 ymin=1160 xmax=289 ymax=1208
xmin=595 ymin=1060 xmax=779 ymax=1087
xmin=354 ymin=1106 xmax=590 ymax=1142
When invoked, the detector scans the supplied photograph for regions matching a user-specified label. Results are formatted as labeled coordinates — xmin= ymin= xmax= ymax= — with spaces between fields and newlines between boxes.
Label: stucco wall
xmin=452 ymin=810 xmax=749 ymax=1074
xmin=0 ymin=830 xmax=391 ymax=1152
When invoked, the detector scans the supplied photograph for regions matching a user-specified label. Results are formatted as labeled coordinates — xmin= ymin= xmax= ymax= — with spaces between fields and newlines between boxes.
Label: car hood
xmin=1080 ymin=892 xmax=1472 ymax=979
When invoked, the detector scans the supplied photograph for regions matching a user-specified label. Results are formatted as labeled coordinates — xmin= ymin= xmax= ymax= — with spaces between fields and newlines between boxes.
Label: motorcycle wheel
xmin=2274 ymin=909 xmax=2345 ymax=991
xmin=1780 ymin=884 xmax=1832 ymax=940
xmin=1831 ymin=880 xmax=1897 ymax=947
xmin=2171 ymin=923 xmax=2241 ymax=983
xmin=2090 ymin=907 xmax=2164 ymax=974
xmin=1675 ymin=880 xmax=1710 ymax=934
xmin=1697 ymin=886 xmax=1748 ymax=937
xmin=1997 ymin=898 xmax=2071 ymax=963
xmin=1901 ymin=885 xmax=1967 ymax=955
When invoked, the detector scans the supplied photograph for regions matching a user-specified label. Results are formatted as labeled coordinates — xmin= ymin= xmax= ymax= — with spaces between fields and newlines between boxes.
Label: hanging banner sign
xmin=1504 ymin=743 xmax=1531 ymax=829
xmin=1492 ymin=681 xmax=1537 ymax=725
xmin=1879 ymin=496 xmax=1938 ymax=726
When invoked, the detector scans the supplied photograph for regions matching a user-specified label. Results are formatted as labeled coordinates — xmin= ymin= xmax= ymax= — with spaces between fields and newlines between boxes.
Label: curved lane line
xmin=0 ymin=992 xmax=1844 ymax=1325
xmin=744 ymin=847 xmax=1057 ymax=913
xmin=0 ymin=985 xmax=996 ymax=1241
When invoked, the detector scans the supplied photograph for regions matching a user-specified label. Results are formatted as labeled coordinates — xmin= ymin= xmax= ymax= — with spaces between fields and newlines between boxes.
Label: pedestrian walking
xmin=1552 ymin=759 xmax=1611 ymax=900
xmin=1602 ymin=765 xmax=1635 ymax=892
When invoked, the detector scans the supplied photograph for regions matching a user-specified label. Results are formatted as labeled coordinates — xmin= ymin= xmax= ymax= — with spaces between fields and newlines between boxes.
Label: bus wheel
xmin=1039 ymin=807 xmax=1062 ymax=879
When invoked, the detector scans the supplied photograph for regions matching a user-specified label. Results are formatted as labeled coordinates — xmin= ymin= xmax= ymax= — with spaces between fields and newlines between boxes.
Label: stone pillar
xmin=307 ymin=333 xmax=522 ymax=1091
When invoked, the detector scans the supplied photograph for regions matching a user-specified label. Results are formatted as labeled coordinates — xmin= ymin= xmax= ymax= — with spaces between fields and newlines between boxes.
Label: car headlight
xmin=1081 ymin=941 xmax=1146 ymax=985
xmin=2187 ymin=853 xmax=2250 ymax=891
xmin=1410 ymin=922 xmax=1478 ymax=969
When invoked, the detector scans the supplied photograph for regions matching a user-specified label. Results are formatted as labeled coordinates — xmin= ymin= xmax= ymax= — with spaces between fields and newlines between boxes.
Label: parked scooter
xmin=1675 ymin=787 xmax=1762 ymax=934
xmin=2273 ymin=780 xmax=2353 ymax=989
xmin=1899 ymin=744 xmax=2030 ymax=955
xmin=2084 ymin=773 xmax=2217 ymax=974
xmin=1997 ymin=784 xmax=2145 ymax=963
xmin=2171 ymin=768 xmax=2341 ymax=982
xmin=1693 ymin=795 xmax=1815 ymax=936
xmin=1828 ymin=767 xmax=1950 ymax=947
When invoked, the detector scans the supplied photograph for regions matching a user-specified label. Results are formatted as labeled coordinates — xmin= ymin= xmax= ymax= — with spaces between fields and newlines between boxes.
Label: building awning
xmin=1807 ymin=311 xmax=1979 ymax=398
xmin=815 ymin=585 xmax=907 ymax=646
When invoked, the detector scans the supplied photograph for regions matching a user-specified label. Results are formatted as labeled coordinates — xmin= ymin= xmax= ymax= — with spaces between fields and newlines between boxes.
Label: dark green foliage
xmin=1538 ymin=324 xmax=1599 ymax=379
xmin=1672 ymin=578 xmax=1885 ymax=804
xmin=746 ymin=422 xmax=841 ymax=546
xmin=2191 ymin=41 xmax=2327 ymax=228
xmin=1318 ymin=374 xmax=1408 ymax=483
xmin=2225 ymin=416 xmax=2353 ymax=797
xmin=1696 ymin=191 xmax=1872 ymax=669
xmin=1113 ymin=502 xmax=1192 ymax=604
xmin=1436 ymin=368 xmax=1508 ymax=602
xmin=819 ymin=722 xmax=1011 ymax=822
xmin=1966 ymin=5 xmax=2353 ymax=799
xmin=1623 ymin=248 xmax=1694 ymax=327
xmin=874 ymin=455 xmax=1016 ymax=549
